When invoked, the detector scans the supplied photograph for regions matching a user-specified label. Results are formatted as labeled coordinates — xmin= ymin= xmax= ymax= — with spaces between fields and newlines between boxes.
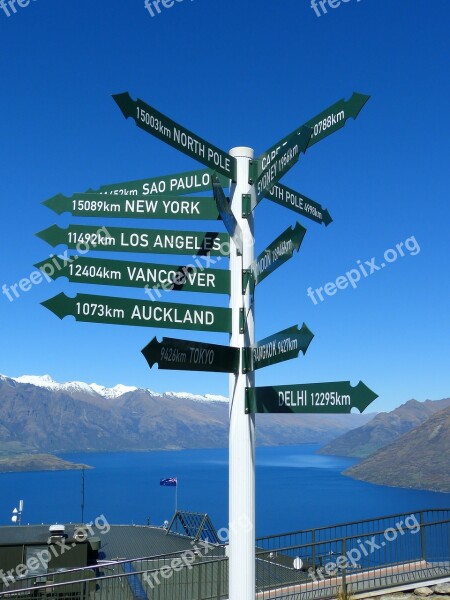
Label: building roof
xmin=0 ymin=511 xmax=221 ymax=561
xmin=99 ymin=525 xmax=197 ymax=560
xmin=0 ymin=524 xmax=81 ymax=545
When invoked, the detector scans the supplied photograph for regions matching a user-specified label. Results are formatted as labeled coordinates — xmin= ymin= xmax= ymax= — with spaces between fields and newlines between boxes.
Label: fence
xmin=0 ymin=509 xmax=448 ymax=599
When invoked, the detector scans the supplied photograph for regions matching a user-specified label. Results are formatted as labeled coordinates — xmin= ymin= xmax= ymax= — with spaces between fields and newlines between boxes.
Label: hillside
xmin=344 ymin=406 xmax=450 ymax=492
xmin=0 ymin=375 xmax=375 ymax=458
xmin=0 ymin=454 xmax=90 ymax=473
xmin=317 ymin=397 xmax=450 ymax=458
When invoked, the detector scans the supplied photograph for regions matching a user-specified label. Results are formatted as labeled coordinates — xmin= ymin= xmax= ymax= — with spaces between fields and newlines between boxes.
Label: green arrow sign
xmin=113 ymin=92 xmax=237 ymax=180
xmin=253 ymin=128 xmax=311 ymax=204
xmin=265 ymin=183 xmax=332 ymax=227
xmin=257 ymin=92 xmax=370 ymax=169
xmin=249 ymin=222 xmax=306 ymax=287
xmin=83 ymin=169 xmax=230 ymax=196
xmin=245 ymin=324 xmax=314 ymax=372
xmin=212 ymin=175 xmax=243 ymax=255
xmin=43 ymin=193 xmax=220 ymax=221
xmin=88 ymin=168 xmax=228 ymax=197
xmin=245 ymin=381 xmax=378 ymax=414
xmin=35 ymin=256 xmax=230 ymax=295
xmin=42 ymin=293 xmax=231 ymax=333
xmin=36 ymin=225 xmax=230 ymax=257
xmin=142 ymin=337 xmax=239 ymax=373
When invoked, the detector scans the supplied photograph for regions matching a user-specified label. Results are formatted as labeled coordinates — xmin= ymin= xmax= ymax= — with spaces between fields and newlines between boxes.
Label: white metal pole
xmin=228 ymin=146 xmax=256 ymax=600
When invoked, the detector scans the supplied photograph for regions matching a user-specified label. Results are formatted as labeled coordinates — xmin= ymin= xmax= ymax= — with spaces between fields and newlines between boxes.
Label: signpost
xmin=36 ymin=224 xmax=229 ymax=256
xmin=245 ymin=381 xmax=378 ymax=414
xmin=257 ymin=93 xmax=370 ymax=167
xmin=36 ymin=91 xmax=373 ymax=600
xmin=142 ymin=337 xmax=240 ymax=373
xmin=212 ymin=175 xmax=243 ymax=255
xmin=245 ymin=324 xmax=314 ymax=372
xmin=35 ymin=256 xmax=230 ymax=295
xmin=249 ymin=222 xmax=306 ymax=287
xmin=43 ymin=192 xmax=221 ymax=221
xmin=42 ymin=292 xmax=232 ymax=333
xmin=253 ymin=127 xmax=311 ymax=204
xmin=265 ymin=183 xmax=332 ymax=226
xmin=113 ymin=93 xmax=237 ymax=180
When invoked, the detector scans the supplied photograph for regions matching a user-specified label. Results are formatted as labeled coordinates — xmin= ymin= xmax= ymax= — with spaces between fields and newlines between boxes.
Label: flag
xmin=160 ymin=477 xmax=177 ymax=487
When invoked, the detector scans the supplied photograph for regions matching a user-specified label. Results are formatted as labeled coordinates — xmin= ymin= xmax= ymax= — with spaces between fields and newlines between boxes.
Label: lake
xmin=0 ymin=445 xmax=448 ymax=536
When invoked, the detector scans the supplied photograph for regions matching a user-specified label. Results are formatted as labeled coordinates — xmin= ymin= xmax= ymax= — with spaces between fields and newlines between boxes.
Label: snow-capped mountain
xmin=9 ymin=374 xmax=227 ymax=403
xmin=14 ymin=374 xmax=98 ymax=397
xmin=0 ymin=373 xmax=374 ymax=454
xmin=89 ymin=383 xmax=139 ymax=399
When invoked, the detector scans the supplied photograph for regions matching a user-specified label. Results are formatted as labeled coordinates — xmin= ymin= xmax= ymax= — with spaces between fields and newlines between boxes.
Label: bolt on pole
xmin=228 ymin=146 xmax=256 ymax=600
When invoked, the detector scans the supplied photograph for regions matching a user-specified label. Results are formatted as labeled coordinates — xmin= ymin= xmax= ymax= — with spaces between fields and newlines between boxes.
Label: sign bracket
xmin=242 ymin=194 xmax=252 ymax=218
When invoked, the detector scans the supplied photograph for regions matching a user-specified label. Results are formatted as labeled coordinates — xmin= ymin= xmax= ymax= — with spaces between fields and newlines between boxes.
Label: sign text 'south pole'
xmin=228 ymin=147 xmax=255 ymax=600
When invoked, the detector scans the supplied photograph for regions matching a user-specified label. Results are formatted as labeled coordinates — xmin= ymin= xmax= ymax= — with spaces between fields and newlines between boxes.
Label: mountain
xmin=317 ymin=397 xmax=450 ymax=458
xmin=0 ymin=374 xmax=375 ymax=457
xmin=344 ymin=406 xmax=450 ymax=493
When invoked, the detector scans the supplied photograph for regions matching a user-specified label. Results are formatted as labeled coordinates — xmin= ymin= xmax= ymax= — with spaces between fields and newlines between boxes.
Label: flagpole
xmin=175 ymin=477 xmax=178 ymax=513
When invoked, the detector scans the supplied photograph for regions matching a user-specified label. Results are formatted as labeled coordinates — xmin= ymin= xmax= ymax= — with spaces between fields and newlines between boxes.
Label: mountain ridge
xmin=317 ymin=397 xmax=450 ymax=458
xmin=344 ymin=406 xmax=450 ymax=493
xmin=0 ymin=374 xmax=375 ymax=459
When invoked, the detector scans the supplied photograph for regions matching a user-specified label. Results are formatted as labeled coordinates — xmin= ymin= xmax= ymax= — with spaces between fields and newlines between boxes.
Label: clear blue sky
xmin=0 ymin=0 xmax=448 ymax=412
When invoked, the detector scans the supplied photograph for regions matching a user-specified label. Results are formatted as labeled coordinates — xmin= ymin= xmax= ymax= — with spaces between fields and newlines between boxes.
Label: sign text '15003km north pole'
xmin=113 ymin=93 xmax=237 ymax=180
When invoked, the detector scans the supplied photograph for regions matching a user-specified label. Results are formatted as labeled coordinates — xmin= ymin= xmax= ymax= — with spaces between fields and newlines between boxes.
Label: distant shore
xmin=0 ymin=453 xmax=92 ymax=473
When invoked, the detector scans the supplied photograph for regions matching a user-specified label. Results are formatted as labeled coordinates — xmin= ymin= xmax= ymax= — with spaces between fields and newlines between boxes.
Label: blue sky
xmin=0 ymin=0 xmax=448 ymax=412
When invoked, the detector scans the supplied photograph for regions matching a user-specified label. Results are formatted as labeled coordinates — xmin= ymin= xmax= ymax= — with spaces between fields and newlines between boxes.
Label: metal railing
xmin=0 ymin=509 xmax=448 ymax=600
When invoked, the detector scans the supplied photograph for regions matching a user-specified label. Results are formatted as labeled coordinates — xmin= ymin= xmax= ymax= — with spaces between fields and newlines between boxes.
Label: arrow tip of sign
xmin=323 ymin=209 xmax=333 ymax=227
xmin=353 ymin=380 xmax=379 ymax=412
xmin=350 ymin=93 xmax=371 ymax=118
xmin=293 ymin=222 xmax=307 ymax=249
xmin=41 ymin=293 xmax=70 ymax=320
xmin=33 ymin=259 xmax=59 ymax=280
xmin=35 ymin=224 xmax=62 ymax=247
xmin=112 ymin=92 xmax=133 ymax=119
xmin=42 ymin=194 xmax=66 ymax=215
xmin=141 ymin=336 xmax=159 ymax=369
xmin=300 ymin=323 xmax=315 ymax=354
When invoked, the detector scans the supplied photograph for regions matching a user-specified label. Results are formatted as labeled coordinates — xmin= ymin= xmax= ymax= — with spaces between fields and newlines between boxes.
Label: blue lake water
xmin=0 ymin=445 xmax=448 ymax=535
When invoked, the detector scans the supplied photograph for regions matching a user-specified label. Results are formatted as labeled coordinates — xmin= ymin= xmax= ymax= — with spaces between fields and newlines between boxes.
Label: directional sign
xmin=113 ymin=92 xmax=237 ymax=180
xmin=253 ymin=127 xmax=311 ymax=204
xmin=250 ymin=222 xmax=306 ymax=287
xmin=43 ymin=193 xmax=220 ymax=221
xmin=265 ymin=183 xmax=332 ymax=227
xmin=245 ymin=324 xmax=314 ymax=372
xmin=35 ymin=256 xmax=230 ymax=295
xmin=245 ymin=381 xmax=378 ymax=414
xmin=212 ymin=175 xmax=243 ymax=255
xmin=257 ymin=92 xmax=370 ymax=169
xmin=88 ymin=168 xmax=229 ymax=197
xmin=42 ymin=293 xmax=232 ymax=333
xmin=142 ymin=337 xmax=240 ymax=373
xmin=36 ymin=225 xmax=230 ymax=257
